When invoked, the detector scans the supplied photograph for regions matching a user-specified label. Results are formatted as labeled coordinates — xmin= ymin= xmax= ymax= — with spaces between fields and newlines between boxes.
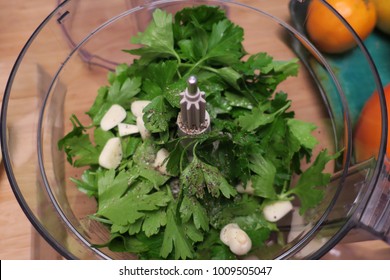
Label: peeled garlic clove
xmin=118 ymin=123 xmax=139 ymax=137
xmin=131 ymin=100 xmax=151 ymax=118
xmin=263 ymin=200 xmax=293 ymax=222
xmin=153 ymin=148 xmax=170 ymax=175
xmin=228 ymin=228 xmax=252 ymax=256
xmin=136 ymin=116 xmax=151 ymax=140
xmin=220 ymin=223 xmax=252 ymax=255
xmin=220 ymin=223 xmax=240 ymax=245
xmin=99 ymin=137 xmax=122 ymax=169
xmin=131 ymin=100 xmax=151 ymax=140
xmin=100 ymin=104 xmax=127 ymax=131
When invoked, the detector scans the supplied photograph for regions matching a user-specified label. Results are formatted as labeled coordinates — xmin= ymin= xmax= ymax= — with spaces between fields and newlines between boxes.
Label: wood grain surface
xmin=0 ymin=0 xmax=56 ymax=260
xmin=0 ymin=0 xmax=389 ymax=260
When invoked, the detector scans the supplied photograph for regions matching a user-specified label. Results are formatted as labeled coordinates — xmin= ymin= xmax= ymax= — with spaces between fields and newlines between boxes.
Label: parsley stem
xmin=70 ymin=114 xmax=86 ymax=129
xmin=179 ymin=139 xmax=199 ymax=173
xmin=281 ymin=180 xmax=290 ymax=195
xmin=177 ymin=68 xmax=182 ymax=79
xmin=175 ymin=56 xmax=183 ymax=79
xmin=174 ymin=52 xmax=181 ymax=64
xmin=180 ymin=62 xmax=218 ymax=76
xmin=241 ymin=81 xmax=261 ymax=105
xmin=70 ymin=114 xmax=94 ymax=129
xmin=88 ymin=215 xmax=113 ymax=225
xmin=187 ymin=58 xmax=206 ymax=74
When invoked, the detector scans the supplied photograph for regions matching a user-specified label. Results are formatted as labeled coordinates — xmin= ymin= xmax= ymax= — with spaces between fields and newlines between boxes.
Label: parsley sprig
xmin=58 ymin=6 xmax=339 ymax=259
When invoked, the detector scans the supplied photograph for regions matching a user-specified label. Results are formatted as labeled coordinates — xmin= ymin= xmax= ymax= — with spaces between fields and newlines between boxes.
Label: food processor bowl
xmin=1 ymin=0 xmax=389 ymax=259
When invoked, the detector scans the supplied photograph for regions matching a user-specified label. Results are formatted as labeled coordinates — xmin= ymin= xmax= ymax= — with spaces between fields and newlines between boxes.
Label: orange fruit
xmin=372 ymin=0 xmax=390 ymax=34
xmin=306 ymin=0 xmax=377 ymax=54
xmin=354 ymin=84 xmax=390 ymax=162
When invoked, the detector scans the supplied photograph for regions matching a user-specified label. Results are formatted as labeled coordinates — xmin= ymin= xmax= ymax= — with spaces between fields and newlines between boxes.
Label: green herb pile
xmin=58 ymin=6 xmax=339 ymax=259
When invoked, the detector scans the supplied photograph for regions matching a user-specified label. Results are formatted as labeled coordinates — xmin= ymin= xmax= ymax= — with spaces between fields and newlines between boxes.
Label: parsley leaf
xmin=86 ymin=64 xmax=141 ymax=125
xmin=94 ymin=127 xmax=115 ymax=149
xmin=107 ymin=77 xmax=142 ymax=107
xmin=174 ymin=5 xmax=227 ymax=35
xmin=128 ymin=9 xmax=180 ymax=64
xmin=137 ymin=165 xmax=170 ymax=189
xmin=86 ymin=86 xmax=109 ymax=124
xmin=287 ymin=149 xmax=341 ymax=214
xmin=235 ymin=53 xmax=299 ymax=97
xmin=180 ymin=196 xmax=209 ymax=231
xmin=87 ymin=77 xmax=141 ymax=125
xmin=195 ymin=229 xmax=236 ymax=260
xmin=136 ymin=233 xmax=165 ymax=259
xmin=121 ymin=136 xmax=141 ymax=159
xmin=133 ymin=140 xmax=157 ymax=167
xmin=98 ymin=187 xmax=171 ymax=226
xmin=233 ymin=212 xmax=276 ymax=248
xmin=203 ymin=161 xmax=238 ymax=199
xmin=164 ymin=79 xmax=187 ymax=108
xmin=238 ymin=101 xmax=291 ymax=131
xmin=70 ymin=169 xmax=101 ymax=197
xmin=143 ymin=95 xmax=177 ymax=133
xmin=249 ymin=154 xmax=278 ymax=199
xmin=165 ymin=139 xmax=186 ymax=176
xmin=142 ymin=210 xmax=167 ymax=237
xmin=94 ymin=233 xmax=149 ymax=254
xmin=180 ymin=153 xmax=237 ymax=199
xmin=97 ymin=169 xmax=170 ymax=226
xmin=204 ymin=19 xmax=245 ymax=65
xmin=144 ymin=61 xmax=178 ymax=89
xmin=184 ymin=223 xmax=204 ymax=243
xmin=161 ymin=200 xmax=194 ymax=260
xmin=238 ymin=52 xmax=273 ymax=76
xmin=287 ymin=119 xmax=319 ymax=150
xmin=225 ymin=91 xmax=253 ymax=109
xmin=97 ymin=169 xmax=135 ymax=210
xmin=180 ymin=154 xmax=206 ymax=198
xmin=58 ymin=115 xmax=100 ymax=167
xmin=209 ymin=195 xmax=260 ymax=230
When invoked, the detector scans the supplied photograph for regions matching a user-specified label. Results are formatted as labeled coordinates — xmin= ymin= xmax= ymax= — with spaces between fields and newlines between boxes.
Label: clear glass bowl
xmin=1 ymin=0 xmax=388 ymax=259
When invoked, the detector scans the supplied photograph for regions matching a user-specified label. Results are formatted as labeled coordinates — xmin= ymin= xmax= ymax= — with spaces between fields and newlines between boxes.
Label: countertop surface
xmin=1 ymin=0 xmax=390 ymax=260
xmin=0 ymin=0 xmax=56 ymax=259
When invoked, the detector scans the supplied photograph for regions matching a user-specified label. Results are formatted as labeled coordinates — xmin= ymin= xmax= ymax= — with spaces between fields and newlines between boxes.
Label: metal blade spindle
xmin=177 ymin=76 xmax=210 ymax=136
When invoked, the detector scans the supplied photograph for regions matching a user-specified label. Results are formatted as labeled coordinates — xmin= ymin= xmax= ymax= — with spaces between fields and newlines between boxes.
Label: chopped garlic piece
xmin=98 ymin=137 xmax=122 ymax=169
xmin=100 ymin=104 xmax=126 ymax=131
xmin=118 ymin=123 xmax=139 ymax=137
xmin=136 ymin=116 xmax=151 ymax=140
xmin=220 ymin=223 xmax=252 ymax=255
xmin=263 ymin=200 xmax=293 ymax=222
xmin=131 ymin=100 xmax=151 ymax=118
